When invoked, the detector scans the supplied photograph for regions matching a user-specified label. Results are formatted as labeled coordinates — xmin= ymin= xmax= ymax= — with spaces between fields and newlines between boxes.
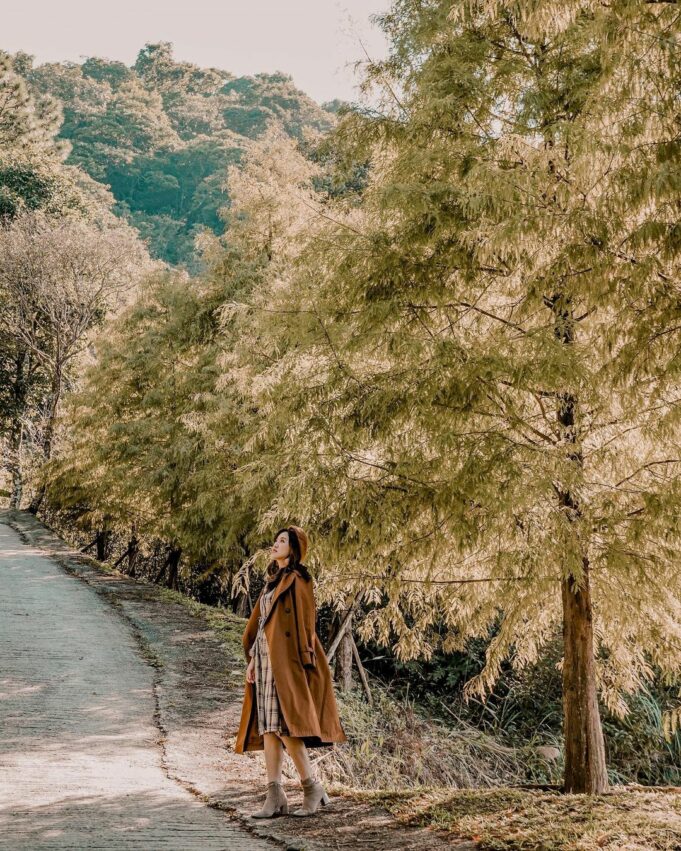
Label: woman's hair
xmin=265 ymin=526 xmax=311 ymax=588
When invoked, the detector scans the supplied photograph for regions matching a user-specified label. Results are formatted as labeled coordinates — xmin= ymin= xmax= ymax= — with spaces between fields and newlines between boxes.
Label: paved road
xmin=0 ymin=518 xmax=271 ymax=850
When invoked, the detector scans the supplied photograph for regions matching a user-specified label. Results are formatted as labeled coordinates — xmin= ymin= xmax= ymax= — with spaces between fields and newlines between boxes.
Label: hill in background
xmin=15 ymin=42 xmax=337 ymax=267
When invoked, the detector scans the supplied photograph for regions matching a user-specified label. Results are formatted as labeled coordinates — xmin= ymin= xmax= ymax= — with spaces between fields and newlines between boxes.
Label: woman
xmin=234 ymin=525 xmax=347 ymax=818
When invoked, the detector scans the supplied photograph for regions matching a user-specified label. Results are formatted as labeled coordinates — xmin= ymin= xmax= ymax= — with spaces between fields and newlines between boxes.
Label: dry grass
xmin=163 ymin=589 xmax=248 ymax=655
xmin=317 ymin=687 xmax=543 ymax=790
xmin=337 ymin=785 xmax=681 ymax=850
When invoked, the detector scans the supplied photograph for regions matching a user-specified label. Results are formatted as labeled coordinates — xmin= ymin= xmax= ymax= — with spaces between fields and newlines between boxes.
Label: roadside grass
xmin=160 ymin=589 xmax=681 ymax=849
xmin=322 ymin=686 xmax=554 ymax=789
xmin=336 ymin=785 xmax=681 ymax=851
xmin=155 ymin=587 xmax=248 ymax=658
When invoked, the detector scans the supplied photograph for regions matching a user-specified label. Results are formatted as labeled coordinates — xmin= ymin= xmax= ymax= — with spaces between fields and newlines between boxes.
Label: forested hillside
xmin=16 ymin=42 xmax=336 ymax=266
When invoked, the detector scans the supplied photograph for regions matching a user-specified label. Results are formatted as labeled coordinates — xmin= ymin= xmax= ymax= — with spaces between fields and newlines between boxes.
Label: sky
xmin=2 ymin=0 xmax=393 ymax=105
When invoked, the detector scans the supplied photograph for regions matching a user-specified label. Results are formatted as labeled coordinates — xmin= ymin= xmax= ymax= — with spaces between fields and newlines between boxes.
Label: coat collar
xmin=261 ymin=568 xmax=298 ymax=627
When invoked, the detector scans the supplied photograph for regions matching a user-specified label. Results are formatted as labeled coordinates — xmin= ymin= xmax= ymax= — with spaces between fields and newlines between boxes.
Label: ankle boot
xmin=251 ymin=780 xmax=289 ymax=818
xmin=291 ymin=777 xmax=330 ymax=817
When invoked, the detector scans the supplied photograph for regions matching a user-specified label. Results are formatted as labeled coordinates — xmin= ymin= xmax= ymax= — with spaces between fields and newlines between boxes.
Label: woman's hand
xmin=246 ymin=658 xmax=255 ymax=683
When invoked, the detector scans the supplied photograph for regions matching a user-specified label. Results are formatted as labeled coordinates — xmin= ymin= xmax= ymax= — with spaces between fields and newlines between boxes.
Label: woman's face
xmin=271 ymin=531 xmax=291 ymax=561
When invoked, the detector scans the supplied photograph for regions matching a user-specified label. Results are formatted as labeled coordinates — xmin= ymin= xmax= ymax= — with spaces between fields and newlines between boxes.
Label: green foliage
xmin=18 ymin=43 xmax=335 ymax=268
xmin=0 ymin=51 xmax=90 ymax=218
xmin=106 ymin=139 xmax=243 ymax=265
xmin=0 ymin=46 xmax=147 ymax=510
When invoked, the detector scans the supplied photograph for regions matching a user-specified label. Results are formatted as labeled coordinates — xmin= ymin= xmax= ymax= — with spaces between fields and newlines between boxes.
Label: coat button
xmin=285 ymin=607 xmax=291 ymax=613
xmin=285 ymin=630 xmax=291 ymax=637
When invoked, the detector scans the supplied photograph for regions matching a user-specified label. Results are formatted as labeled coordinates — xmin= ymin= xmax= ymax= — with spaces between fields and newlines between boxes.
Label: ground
xmin=0 ymin=513 xmax=270 ymax=850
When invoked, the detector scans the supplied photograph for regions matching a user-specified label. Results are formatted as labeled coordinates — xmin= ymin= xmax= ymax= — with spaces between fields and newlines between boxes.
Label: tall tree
xmin=225 ymin=0 xmax=681 ymax=793
xmin=21 ymin=43 xmax=336 ymax=267
xmin=0 ymin=211 xmax=150 ymax=508
xmin=43 ymin=261 xmax=259 ymax=589
xmin=0 ymin=51 xmax=130 ymax=508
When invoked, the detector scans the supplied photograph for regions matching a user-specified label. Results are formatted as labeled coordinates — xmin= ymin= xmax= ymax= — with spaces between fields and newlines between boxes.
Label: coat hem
xmin=235 ymin=734 xmax=347 ymax=754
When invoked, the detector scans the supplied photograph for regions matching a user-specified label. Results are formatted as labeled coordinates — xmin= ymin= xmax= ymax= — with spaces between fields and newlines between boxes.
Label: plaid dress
xmin=249 ymin=586 xmax=289 ymax=736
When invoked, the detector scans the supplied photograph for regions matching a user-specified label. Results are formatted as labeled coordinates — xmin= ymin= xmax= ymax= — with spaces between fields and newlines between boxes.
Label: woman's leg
xmin=279 ymin=734 xmax=313 ymax=782
xmin=252 ymin=732 xmax=289 ymax=817
xmin=263 ymin=732 xmax=284 ymax=782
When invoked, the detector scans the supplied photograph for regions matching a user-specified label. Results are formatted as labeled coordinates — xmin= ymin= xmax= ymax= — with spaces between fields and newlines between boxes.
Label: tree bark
xmin=350 ymin=634 xmax=372 ymax=704
xmin=127 ymin=534 xmax=139 ymax=577
xmin=27 ymin=360 xmax=63 ymax=515
xmin=561 ymin=559 xmax=609 ymax=793
xmin=112 ymin=533 xmax=139 ymax=576
xmin=235 ymin=589 xmax=251 ymax=617
xmin=334 ymin=610 xmax=354 ymax=691
xmin=326 ymin=593 xmax=360 ymax=662
xmin=552 ymin=293 xmax=609 ymax=794
xmin=166 ymin=546 xmax=181 ymax=591
xmin=41 ymin=361 xmax=62 ymax=462
xmin=96 ymin=529 xmax=111 ymax=562
xmin=233 ymin=540 xmax=252 ymax=617
xmin=8 ymin=416 xmax=25 ymax=509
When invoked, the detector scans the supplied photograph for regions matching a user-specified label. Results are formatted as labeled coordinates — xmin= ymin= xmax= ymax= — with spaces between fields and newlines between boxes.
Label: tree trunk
xmin=552 ymin=293 xmax=609 ymax=793
xmin=561 ymin=560 xmax=609 ymax=793
xmin=127 ymin=534 xmax=139 ymax=577
xmin=234 ymin=535 xmax=252 ymax=616
xmin=41 ymin=362 xmax=62 ymax=462
xmin=334 ymin=611 xmax=354 ymax=691
xmin=27 ymin=361 xmax=63 ymax=515
xmin=8 ymin=348 xmax=30 ymax=509
xmin=235 ymin=590 xmax=251 ymax=617
xmin=96 ymin=529 xmax=111 ymax=562
xmin=26 ymin=486 xmax=44 ymax=515
xmin=166 ymin=546 xmax=181 ymax=591
xmin=8 ymin=417 xmax=24 ymax=509
xmin=350 ymin=634 xmax=373 ymax=704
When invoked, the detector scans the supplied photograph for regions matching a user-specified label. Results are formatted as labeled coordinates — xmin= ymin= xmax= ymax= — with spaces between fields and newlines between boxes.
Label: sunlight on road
xmin=0 ymin=518 xmax=272 ymax=850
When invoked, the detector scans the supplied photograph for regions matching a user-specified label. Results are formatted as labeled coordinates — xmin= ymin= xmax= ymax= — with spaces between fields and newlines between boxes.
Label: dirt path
xmin=1 ymin=510 xmax=461 ymax=850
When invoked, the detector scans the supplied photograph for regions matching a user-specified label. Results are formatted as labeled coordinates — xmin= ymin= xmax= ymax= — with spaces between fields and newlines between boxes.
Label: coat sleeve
xmin=242 ymin=593 xmax=262 ymax=662
xmin=293 ymin=575 xmax=317 ymax=669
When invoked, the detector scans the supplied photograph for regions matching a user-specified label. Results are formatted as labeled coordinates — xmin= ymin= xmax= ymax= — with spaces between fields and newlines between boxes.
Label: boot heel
xmin=321 ymin=792 xmax=330 ymax=806
xmin=280 ymin=800 xmax=289 ymax=815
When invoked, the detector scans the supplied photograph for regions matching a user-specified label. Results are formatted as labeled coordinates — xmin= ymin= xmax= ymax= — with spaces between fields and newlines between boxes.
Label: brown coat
xmin=234 ymin=565 xmax=347 ymax=753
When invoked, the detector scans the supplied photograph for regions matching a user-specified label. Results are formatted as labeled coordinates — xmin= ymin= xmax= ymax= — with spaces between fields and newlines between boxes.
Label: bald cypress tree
xmin=230 ymin=0 xmax=681 ymax=793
